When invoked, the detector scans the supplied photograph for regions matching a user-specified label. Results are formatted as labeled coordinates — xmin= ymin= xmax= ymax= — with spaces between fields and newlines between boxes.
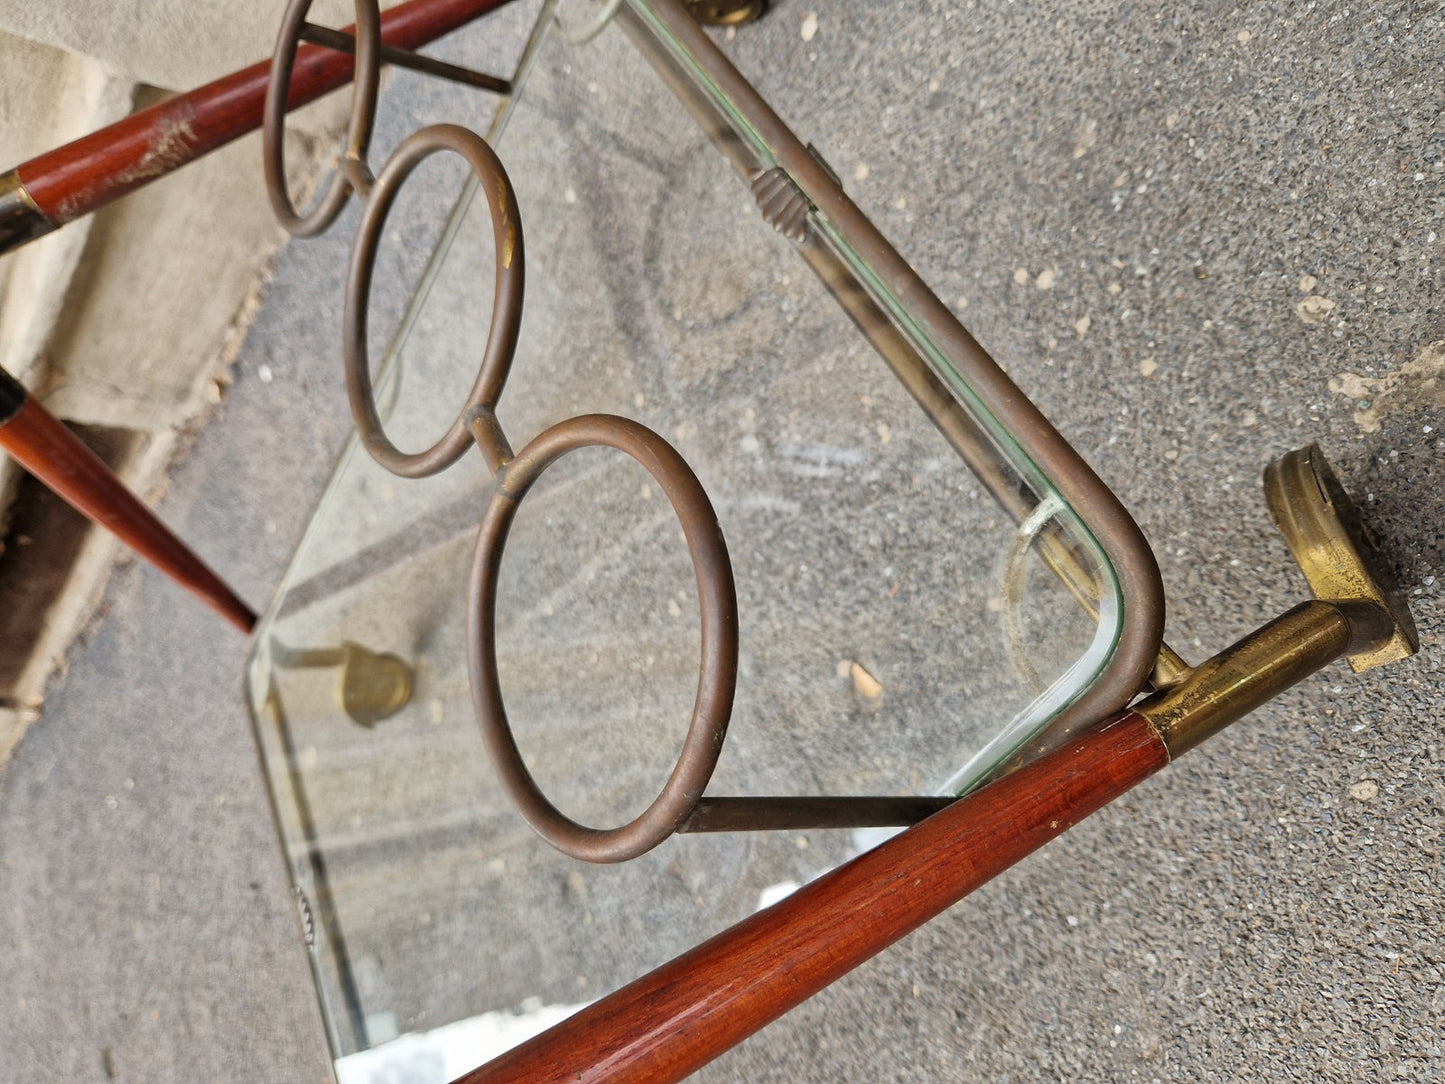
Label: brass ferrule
xmin=1136 ymin=599 xmax=1395 ymax=760
xmin=0 ymin=169 xmax=55 ymax=254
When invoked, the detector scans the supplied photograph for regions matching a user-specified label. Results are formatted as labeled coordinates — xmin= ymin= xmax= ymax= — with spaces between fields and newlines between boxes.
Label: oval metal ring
xmin=263 ymin=0 xmax=381 ymax=237
xmin=467 ymin=415 xmax=739 ymax=863
xmin=344 ymin=124 xmax=525 ymax=478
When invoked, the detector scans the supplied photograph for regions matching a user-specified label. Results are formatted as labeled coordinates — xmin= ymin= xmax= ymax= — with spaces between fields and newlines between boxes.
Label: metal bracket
xmin=1137 ymin=444 xmax=1419 ymax=760
xmin=1265 ymin=443 xmax=1418 ymax=672
xmin=271 ymin=639 xmax=414 ymax=727
xmin=751 ymin=166 xmax=811 ymax=242
xmin=299 ymin=21 xmax=512 ymax=94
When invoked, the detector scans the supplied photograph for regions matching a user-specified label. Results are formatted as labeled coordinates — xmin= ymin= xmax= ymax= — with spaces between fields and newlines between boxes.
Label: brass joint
xmin=341 ymin=152 xmax=376 ymax=200
xmin=1148 ymin=642 xmax=1193 ymax=691
xmin=1137 ymin=599 xmax=1386 ymax=759
xmin=337 ymin=641 xmax=413 ymax=727
xmin=685 ymin=1 xmax=765 ymax=26
xmin=1140 ymin=445 xmax=1417 ymax=760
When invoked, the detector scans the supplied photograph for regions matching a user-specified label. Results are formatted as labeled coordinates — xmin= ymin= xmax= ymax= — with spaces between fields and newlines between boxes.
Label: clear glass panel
xmin=245 ymin=4 xmax=1124 ymax=1078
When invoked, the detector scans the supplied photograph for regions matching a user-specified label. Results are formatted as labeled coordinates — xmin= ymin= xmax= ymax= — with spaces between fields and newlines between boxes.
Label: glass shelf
xmin=245 ymin=1 xmax=1163 ymax=1078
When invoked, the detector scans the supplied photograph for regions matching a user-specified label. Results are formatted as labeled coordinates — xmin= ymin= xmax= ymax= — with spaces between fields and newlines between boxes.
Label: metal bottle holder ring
xmin=263 ymin=6 xmax=963 ymax=861
xmin=262 ymin=0 xmax=516 ymax=238
xmin=344 ymin=124 xmax=523 ymax=477
xmin=467 ymin=414 xmax=741 ymax=863
xmin=264 ymin=0 xmax=382 ymax=236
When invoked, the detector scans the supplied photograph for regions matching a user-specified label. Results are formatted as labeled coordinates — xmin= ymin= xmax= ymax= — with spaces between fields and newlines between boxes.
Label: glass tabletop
xmin=245 ymin=1 xmax=1160 ymax=1078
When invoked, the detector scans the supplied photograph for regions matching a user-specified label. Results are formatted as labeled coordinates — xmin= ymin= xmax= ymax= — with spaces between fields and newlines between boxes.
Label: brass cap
xmin=337 ymin=642 xmax=414 ymax=727
xmin=1263 ymin=444 xmax=1418 ymax=672
xmin=685 ymin=1 xmax=765 ymax=26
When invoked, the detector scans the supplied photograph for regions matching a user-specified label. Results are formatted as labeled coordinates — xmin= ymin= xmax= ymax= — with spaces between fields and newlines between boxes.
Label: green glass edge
xmin=626 ymin=0 xmax=1127 ymax=728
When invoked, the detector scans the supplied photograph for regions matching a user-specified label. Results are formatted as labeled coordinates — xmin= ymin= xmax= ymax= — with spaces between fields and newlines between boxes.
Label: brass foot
xmin=1264 ymin=443 xmax=1418 ymax=672
xmin=685 ymin=1 xmax=765 ymax=27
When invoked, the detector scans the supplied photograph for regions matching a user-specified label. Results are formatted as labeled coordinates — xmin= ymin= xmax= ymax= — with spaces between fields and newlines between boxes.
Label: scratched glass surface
xmin=246 ymin=5 xmax=1104 ymax=1078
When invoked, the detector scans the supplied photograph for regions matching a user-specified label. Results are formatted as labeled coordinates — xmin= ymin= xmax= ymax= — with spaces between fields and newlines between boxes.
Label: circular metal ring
xmin=263 ymin=0 xmax=381 ymax=237
xmin=468 ymin=415 xmax=739 ymax=863
xmin=554 ymin=0 xmax=624 ymax=45
xmin=344 ymin=123 xmax=525 ymax=478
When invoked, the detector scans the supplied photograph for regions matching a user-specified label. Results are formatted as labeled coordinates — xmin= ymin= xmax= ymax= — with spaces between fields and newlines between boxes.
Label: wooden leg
xmin=452 ymin=713 xmax=1168 ymax=1084
xmin=0 ymin=369 xmax=255 ymax=632
xmin=0 ymin=0 xmax=518 ymax=253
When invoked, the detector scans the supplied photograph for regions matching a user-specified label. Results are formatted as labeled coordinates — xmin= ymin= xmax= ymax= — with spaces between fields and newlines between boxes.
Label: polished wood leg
xmin=453 ymin=713 xmax=1169 ymax=1084
xmin=0 ymin=0 xmax=518 ymax=253
xmin=0 ymin=369 xmax=255 ymax=632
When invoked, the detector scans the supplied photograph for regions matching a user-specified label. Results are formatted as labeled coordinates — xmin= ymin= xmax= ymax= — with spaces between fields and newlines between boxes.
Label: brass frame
xmin=619 ymin=0 xmax=1166 ymax=776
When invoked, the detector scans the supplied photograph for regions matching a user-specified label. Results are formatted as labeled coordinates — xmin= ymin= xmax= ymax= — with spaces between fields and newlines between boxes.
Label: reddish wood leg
xmin=453 ymin=713 xmax=1168 ymax=1084
xmin=0 ymin=368 xmax=255 ymax=631
xmin=0 ymin=0 xmax=517 ymax=253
